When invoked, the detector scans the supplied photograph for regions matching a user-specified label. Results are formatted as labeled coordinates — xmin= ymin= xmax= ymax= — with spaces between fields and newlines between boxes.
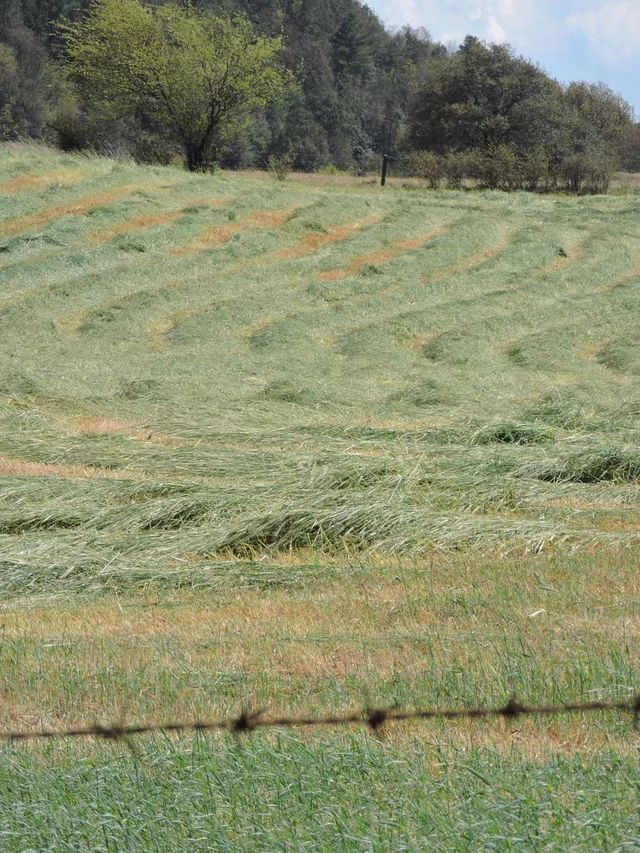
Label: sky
xmin=368 ymin=0 xmax=640 ymax=116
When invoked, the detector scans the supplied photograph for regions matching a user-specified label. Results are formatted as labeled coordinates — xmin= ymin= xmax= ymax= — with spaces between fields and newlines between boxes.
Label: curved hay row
xmin=147 ymin=214 xmax=385 ymax=346
xmin=171 ymin=206 xmax=298 ymax=256
xmin=87 ymin=195 xmax=233 ymax=246
xmin=147 ymin=305 xmax=206 ymax=349
xmin=0 ymin=184 xmax=150 ymax=239
xmin=506 ymin=233 xmax=592 ymax=293
xmin=15 ymin=256 xmax=157 ymax=331
xmin=273 ymin=213 xmax=383 ymax=260
xmin=0 ymin=283 xmax=52 ymax=311
xmin=597 ymin=252 xmax=640 ymax=293
xmin=318 ymin=224 xmax=447 ymax=281
xmin=88 ymin=211 xmax=185 ymax=246
xmin=0 ymin=168 xmax=88 ymax=194
xmin=421 ymin=225 xmax=514 ymax=284
xmin=51 ymin=209 xmax=377 ymax=335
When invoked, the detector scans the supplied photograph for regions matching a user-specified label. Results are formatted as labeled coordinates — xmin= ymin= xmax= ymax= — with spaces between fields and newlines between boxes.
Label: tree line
xmin=1 ymin=0 xmax=639 ymax=192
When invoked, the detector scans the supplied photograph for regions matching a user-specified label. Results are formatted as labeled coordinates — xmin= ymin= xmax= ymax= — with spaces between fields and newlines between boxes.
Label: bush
xmin=520 ymin=148 xmax=549 ymax=192
xmin=407 ymin=150 xmax=444 ymax=188
xmin=585 ymin=150 xmax=618 ymax=194
xmin=50 ymin=95 xmax=91 ymax=151
xmin=474 ymin=145 xmax=522 ymax=190
xmin=558 ymin=150 xmax=618 ymax=195
xmin=268 ymin=153 xmax=293 ymax=181
xmin=443 ymin=151 xmax=470 ymax=189
xmin=560 ymin=154 xmax=589 ymax=194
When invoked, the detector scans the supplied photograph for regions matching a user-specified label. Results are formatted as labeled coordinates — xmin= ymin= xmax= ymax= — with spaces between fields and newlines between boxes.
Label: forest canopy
xmin=1 ymin=0 xmax=639 ymax=190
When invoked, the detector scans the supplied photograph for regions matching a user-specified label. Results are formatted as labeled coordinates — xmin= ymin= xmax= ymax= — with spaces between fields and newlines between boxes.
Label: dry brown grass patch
xmin=0 ymin=455 xmax=146 ymax=481
xmin=274 ymin=213 xmax=383 ymax=260
xmin=72 ymin=416 xmax=179 ymax=446
xmin=87 ymin=195 xmax=232 ymax=246
xmin=88 ymin=211 xmax=183 ymax=245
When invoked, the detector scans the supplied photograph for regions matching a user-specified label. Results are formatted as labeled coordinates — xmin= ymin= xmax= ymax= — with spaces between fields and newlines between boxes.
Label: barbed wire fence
xmin=2 ymin=695 xmax=639 ymax=744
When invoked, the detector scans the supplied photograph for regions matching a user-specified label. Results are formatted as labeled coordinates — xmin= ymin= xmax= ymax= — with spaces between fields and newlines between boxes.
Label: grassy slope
xmin=0 ymin=144 xmax=639 ymax=850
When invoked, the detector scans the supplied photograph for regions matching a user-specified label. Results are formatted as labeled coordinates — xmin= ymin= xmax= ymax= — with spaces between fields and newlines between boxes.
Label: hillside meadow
xmin=0 ymin=143 xmax=639 ymax=850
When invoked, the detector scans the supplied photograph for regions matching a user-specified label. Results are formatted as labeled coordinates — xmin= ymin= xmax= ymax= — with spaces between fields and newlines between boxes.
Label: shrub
xmin=268 ymin=153 xmax=293 ymax=181
xmin=585 ymin=150 xmax=618 ymax=194
xmin=520 ymin=148 xmax=549 ymax=192
xmin=443 ymin=151 xmax=470 ymax=189
xmin=560 ymin=154 xmax=590 ymax=194
xmin=50 ymin=95 xmax=91 ymax=151
xmin=474 ymin=145 xmax=522 ymax=190
xmin=407 ymin=150 xmax=444 ymax=188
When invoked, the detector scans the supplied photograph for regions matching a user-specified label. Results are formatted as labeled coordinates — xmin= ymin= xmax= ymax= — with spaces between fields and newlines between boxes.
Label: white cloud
xmin=372 ymin=0 xmax=550 ymax=49
xmin=567 ymin=2 xmax=640 ymax=62
xmin=486 ymin=15 xmax=508 ymax=42
xmin=368 ymin=0 xmax=640 ymax=112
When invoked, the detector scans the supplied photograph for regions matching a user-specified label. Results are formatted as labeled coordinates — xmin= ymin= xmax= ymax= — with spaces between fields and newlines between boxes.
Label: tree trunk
xmin=185 ymin=138 xmax=217 ymax=172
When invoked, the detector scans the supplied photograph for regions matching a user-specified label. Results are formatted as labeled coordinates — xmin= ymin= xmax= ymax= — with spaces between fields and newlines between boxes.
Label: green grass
xmin=0 ymin=143 xmax=639 ymax=850
xmin=2 ymin=737 xmax=640 ymax=851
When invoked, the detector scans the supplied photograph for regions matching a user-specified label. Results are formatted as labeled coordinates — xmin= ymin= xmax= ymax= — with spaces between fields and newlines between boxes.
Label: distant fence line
xmin=2 ymin=696 xmax=639 ymax=744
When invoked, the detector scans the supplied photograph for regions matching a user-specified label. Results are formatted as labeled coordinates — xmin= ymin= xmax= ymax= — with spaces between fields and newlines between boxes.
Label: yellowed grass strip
xmin=0 ymin=455 xmax=145 ymax=481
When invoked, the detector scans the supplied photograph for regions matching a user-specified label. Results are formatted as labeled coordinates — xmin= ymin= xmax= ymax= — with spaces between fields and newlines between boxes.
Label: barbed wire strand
xmin=2 ymin=695 xmax=639 ymax=743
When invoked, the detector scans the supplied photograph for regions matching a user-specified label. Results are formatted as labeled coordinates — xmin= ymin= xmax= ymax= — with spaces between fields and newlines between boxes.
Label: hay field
xmin=0 ymin=143 xmax=639 ymax=849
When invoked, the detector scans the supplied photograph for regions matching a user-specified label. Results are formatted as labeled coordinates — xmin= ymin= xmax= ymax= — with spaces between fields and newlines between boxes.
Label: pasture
xmin=0 ymin=143 xmax=639 ymax=849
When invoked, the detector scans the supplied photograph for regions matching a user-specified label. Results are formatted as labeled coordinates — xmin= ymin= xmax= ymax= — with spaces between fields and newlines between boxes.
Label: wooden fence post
xmin=381 ymin=154 xmax=390 ymax=187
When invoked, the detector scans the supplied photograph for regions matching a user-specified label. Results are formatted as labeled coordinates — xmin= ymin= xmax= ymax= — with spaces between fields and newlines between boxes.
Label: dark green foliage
xmin=407 ymin=37 xmax=637 ymax=194
xmin=408 ymin=37 xmax=566 ymax=156
xmin=0 ymin=0 xmax=637 ymax=178
xmin=0 ymin=19 xmax=58 ymax=140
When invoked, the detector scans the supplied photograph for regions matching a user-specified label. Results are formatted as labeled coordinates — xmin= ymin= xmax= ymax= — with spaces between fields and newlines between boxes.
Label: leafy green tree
xmin=62 ymin=0 xmax=291 ymax=170
xmin=408 ymin=37 xmax=565 ymax=157
xmin=0 ymin=18 xmax=57 ymax=140
xmin=619 ymin=122 xmax=640 ymax=171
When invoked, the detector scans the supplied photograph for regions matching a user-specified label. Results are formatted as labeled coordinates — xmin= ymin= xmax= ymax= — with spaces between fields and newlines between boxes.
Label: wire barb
xmin=1 ymin=695 xmax=638 ymax=744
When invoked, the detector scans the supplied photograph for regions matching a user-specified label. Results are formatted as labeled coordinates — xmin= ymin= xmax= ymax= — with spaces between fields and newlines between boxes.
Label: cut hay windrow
xmin=1 ymin=145 xmax=640 ymax=575
xmin=9 ymin=255 xmax=159 ymax=327
xmin=171 ymin=206 xmax=298 ymax=255
xmin=526 ymin=234 xmax=591 ymax=281
xmin=273 ymin=213 xmax=383 ymax=260
xmin=421 ymin=225 xmax=514 ymax=284
xmin=87 ymin=195 xmax=233 ymax=245
xmin=0 ymin=168 xmax=88 ymax=194
xmin=597 ymin=252 xmax=640 ymax=293
xmin=0 ymin=184 xmax=155 ymax=239
xmin=144 ymin=215 xmax=384 ymax=342
xmin=317 ymin=224 xmax=447 ymax=280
